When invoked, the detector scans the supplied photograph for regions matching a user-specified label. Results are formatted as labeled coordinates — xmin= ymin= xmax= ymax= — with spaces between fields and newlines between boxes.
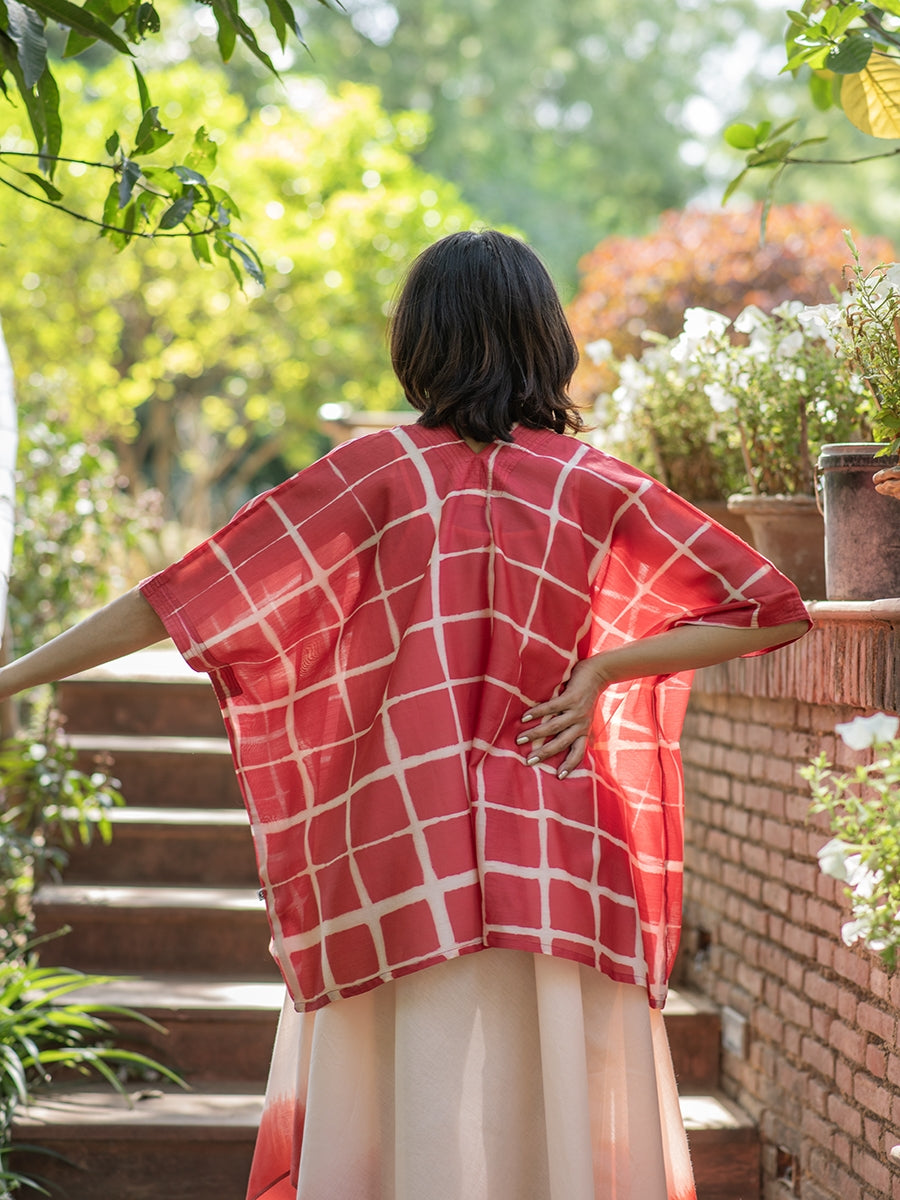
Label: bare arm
xmin=0 ymin=587 xmax=168 ymax=699
xmin=517 ymin=619 xmax=810 ymax=779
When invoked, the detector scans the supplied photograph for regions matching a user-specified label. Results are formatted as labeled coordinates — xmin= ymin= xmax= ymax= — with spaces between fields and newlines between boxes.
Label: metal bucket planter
xmin=725 ymin=493 xmax=825 ymax=600
xmin=817 ymin=442 xmax=900 ymax=601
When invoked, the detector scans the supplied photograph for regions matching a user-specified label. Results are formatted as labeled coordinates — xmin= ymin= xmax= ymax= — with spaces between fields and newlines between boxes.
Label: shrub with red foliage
xmin=566 ymin=204 xmax=895 ymax=408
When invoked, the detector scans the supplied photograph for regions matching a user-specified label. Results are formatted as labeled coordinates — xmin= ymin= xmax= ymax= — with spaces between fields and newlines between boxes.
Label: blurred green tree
xmin=0 ymin=0 xmax=344 ymax=279
xmin=277 ymin=0 xmax=790 ymax=290
xmin=1 ymin=59 xmax=480 ymax=567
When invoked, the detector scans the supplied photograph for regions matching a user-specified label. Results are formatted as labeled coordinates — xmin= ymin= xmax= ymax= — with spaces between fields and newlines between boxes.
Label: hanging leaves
xmin=841 ymin=51 xmax=900 ymax=138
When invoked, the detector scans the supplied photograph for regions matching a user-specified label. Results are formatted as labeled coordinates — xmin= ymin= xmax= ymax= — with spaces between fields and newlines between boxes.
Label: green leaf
xmin=809 ymin=69 xmax=835 ymax=109
xmin=173 ymin=165 xmax=208 ymax=185
xmin=212 ymin=1 xmax=236 ymax=61
xmin=22 ymin=168 xmax=61 ymax=199
xmin=721 ymin=167 xmax=748 ymax=205
xmin=105 ymin=129 xmax=119 ymax=155
xmin=27 ymin=0 xmax=132 ymax=56
xmin=6 ymin=0 xmax=46 ymax=88
xmin=36 ymin=61 xmax=60 ymax=167
xmin=211 ymin=0 xmax=277 ymax=75
xmin=872 ymin=0 xmax=900 ymax=16
xmin=724 ymin=122 xmax=759 ymax=150
xmin=133 ymin=61 xmax=151 ymax=113
xmin=826 ymin=31 xmax=874 ymax=74
xmin=132 ymin=104 xmax=173 ymax=155
xmin=0 ymin=33 xmax=45 ymax=151
xmin=157 ymin=191 xmax=195 ymax=229
xmin=117 ymin=157 xmax=140 ymax=207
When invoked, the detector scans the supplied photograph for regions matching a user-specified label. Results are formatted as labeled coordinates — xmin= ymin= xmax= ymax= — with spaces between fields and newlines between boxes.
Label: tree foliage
xmin=0 ymin=0 xmax=342 ymax=280
xmin=726 ymin=2 xmax=900 ymax=220
xmin=565 ymin=202 xmax=895 ymax=409
xmin=286 ymin=0 xmax=789 ymax=291
xmin=0 ymin=60 xmax=480 ymax=570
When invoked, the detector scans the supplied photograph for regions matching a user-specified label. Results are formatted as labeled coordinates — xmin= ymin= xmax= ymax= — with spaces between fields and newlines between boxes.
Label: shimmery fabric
xmin=141 ymin=424 xmax=809 ymax=1012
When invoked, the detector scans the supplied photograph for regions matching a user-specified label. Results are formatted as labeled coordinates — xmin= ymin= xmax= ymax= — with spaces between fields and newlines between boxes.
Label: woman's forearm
xmin=589 ymin=619 xmax=810 ymax=687
xmin=518 ymin=618 xmax=810 ymax=778
xmin=0 ymin=587 xmax=168 ymax=699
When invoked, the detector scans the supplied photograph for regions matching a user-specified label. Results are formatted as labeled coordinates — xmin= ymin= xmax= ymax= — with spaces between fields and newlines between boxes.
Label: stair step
xmin=57 ymin=649 xmax=223 ymax=738
xmin=664 ymin=987 xmax=721 ymax=1089
xmin=56 ymin=974 xmax=283 ymax=1082
xmin=11 ymin=1083 xmax=261 ymax=1200
xmin=682 ymin=1091 xmax=761 ymax=1200
xmin=69 ymin=733 xmax=243 ymax=809
xmin=12 ymin=1083 xmax=757 ymax=1200
xmin=33 ymin=884 xmax=278 ymax=976
xmin=62 ymin=807 xmax=257 ymax=886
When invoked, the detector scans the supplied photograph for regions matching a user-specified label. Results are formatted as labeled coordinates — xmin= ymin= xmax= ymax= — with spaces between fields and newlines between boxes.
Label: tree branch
xmin=0 ymin=171 xmax=222 ymax=240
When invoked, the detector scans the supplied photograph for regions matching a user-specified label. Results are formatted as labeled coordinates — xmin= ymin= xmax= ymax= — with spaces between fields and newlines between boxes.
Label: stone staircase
xmin=12 ymin=649 xmax=761 ymax=1200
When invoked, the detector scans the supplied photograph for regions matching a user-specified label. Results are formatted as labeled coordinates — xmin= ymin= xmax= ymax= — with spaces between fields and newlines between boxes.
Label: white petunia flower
xmin=682 ymin=307 xmax=730 ymax=339
xmin=585 ymin=338 xmax=613 ymax=365
xmin=835 ymin=712 xmax=900 ymax=750
xmin=817 ymin=837 xmax=856 ymax=881
xmin=772 ymin=299 xmax=804 ymax=319
xmin=733 ymin=305 xmax=768 ymax=334
xmin=703 ymin=382 xmax=737 ymax=413
xmin=776 ymin=330 xmax=805 ymax=359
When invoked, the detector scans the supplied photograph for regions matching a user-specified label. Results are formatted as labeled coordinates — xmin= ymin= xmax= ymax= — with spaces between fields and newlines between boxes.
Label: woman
xmin=0 ymin=231 xmax=810 ymax=1200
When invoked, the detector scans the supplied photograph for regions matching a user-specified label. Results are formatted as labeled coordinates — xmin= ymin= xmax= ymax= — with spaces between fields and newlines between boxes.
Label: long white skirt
xmin=246 ymin=949 xmax=697 ymax=1200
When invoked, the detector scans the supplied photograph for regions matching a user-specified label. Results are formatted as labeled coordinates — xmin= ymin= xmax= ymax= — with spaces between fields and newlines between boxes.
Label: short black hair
xmin=389 ymin=230 xmax=582 ymax=442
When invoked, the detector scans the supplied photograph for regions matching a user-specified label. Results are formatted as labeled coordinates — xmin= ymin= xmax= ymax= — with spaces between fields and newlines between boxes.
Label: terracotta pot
xmin=817 ymin=443 xmax=900 ymax=600
xmin=726 ymin=493 xmax=825 ymax=600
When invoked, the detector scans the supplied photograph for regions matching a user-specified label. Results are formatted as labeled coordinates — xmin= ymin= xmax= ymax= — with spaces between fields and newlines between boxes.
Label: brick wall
xmin=677 ymin=601 xmax=900 ymax=1200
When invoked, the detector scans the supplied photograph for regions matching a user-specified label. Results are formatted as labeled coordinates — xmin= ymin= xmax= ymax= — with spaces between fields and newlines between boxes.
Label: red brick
xmin=827 ymin=1094 xmax=863 ymax=1138
xmin=834 ymin=946 xmax=871 ymax=989
xmin=783 ymin=923 xmax=817 ymax=959
xmin=801 ymin=1035 xmax=836 ymax=1079
xmin=852 ymin=1146 xmax=892 ymax=1194
xmin=857 ymin=1001 xmax=895 ymax=1044
xmin=804 ymin=970 xmax=838 ymax=1008
xmin=836 ymin=1059 xmax=854 ymax=1095
xmin=854 ymin=1072 xmax=891 ymax=1119
xmin=864 ymin=1117 xmax=883 ymax=1153
xmin=866 ymin=1045 xmax=887 ymax=1080
xmin=830 ymin=1021 xmax=867 ymax=1065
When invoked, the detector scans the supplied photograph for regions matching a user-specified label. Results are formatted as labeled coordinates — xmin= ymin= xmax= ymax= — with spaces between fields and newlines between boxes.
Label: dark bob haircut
xmin=389 ymin=230 xmax=582 ymax=443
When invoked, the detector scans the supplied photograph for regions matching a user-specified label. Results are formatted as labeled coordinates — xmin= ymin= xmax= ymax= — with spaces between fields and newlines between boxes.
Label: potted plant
xmin=589 ymin=301 xmax=869 ymax=598
xmin=800 ymin=235 xmax=900 ymax=599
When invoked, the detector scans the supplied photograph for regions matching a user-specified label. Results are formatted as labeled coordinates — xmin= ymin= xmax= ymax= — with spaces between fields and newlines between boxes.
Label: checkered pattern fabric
xmin=141 ymin=424 xmax=808 ymax=1011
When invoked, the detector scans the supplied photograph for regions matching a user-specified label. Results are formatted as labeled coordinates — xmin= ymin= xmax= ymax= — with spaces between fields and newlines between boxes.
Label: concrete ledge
xmin=693 ymin=599 xmax=900 ymax=713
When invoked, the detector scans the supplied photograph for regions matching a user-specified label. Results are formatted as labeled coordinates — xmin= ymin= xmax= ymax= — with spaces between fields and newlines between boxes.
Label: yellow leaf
xmin=842 ymin=52 xmax=900 ymax=138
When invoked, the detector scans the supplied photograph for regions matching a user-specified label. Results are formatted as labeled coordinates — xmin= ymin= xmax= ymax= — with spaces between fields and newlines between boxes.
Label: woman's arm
xmin=0 ymin=587 xmax=168 ymax=699
xmin=518 ymin=619 xmax=810 ymax=779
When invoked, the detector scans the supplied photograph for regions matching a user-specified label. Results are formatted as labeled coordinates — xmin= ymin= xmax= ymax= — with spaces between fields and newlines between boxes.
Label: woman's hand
xmin=516 ymin=657 xmax=611 ymax=780
xmin=874 ymin=466 xmax=900 ymax=500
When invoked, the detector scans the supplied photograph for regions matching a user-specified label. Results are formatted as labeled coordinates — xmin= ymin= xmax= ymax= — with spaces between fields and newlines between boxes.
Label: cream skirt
xmin=246 ymin=949 xmax=697 ymax=1200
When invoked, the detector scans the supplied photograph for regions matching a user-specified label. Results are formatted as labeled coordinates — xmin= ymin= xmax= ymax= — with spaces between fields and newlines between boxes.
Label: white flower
xmin=776 ymin=330 xmax=805 ymax=359
xmin=746 ymin=327 xmax=773 ymax=360
xmin=585 ymin=338 xmax=613 ymax=365
xmin=772 ymin=299 xmax=804 ymax=320
xmin=733 ymin=305 xmax=769 ymax=334
xmin=835 ymin=712 xmax=900 ymax=750
xmin=682 ymin=307 xmax=730 ymax=339
xmin=817 ymin=837 xmax=856 ymax=881
xmin=703 ymin=381 xmax=737 ymax=413
xmin=883 ymin=263 xmax=900 ymax=294
xmin=841 ymin=916 xmax=872 ymax=947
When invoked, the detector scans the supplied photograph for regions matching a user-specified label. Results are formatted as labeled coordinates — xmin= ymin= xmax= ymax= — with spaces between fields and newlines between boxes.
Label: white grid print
xmin=142 ymin=424 xmax=809 ymax=1011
